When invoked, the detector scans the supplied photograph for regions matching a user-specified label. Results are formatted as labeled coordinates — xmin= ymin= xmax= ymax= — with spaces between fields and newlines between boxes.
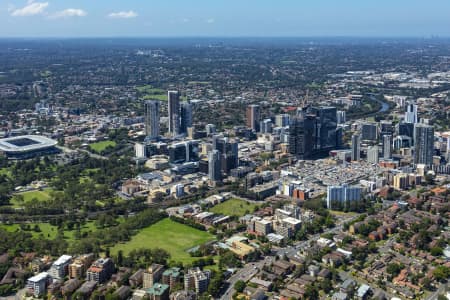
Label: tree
xmin=433 ymin=266 xmax=450 ymax=282
xmin=387 ymin=263 xmax=404 ymax=276
xmin=234 ymin=280 xmax=246 ymax=293
xmin=303 ymin=284 xmax=318 ymax=299
xmin=430 ymin=247 xmax=443 ymax=257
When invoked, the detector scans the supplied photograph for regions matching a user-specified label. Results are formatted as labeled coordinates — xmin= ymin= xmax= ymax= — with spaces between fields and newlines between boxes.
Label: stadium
xmin=0 ymin=135 xmax=59 ymax=160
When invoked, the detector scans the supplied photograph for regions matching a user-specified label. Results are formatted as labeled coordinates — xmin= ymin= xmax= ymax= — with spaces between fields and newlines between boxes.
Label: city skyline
xmin=2 ymin=0 xmax=450 ymax=37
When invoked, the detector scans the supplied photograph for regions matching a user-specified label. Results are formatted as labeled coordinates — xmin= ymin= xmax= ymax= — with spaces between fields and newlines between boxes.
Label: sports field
xmin=111 ymin=218 xmax=215 ymax=264
xmin=210 ymin=198 xmax=259 ymax=217
xmin=89 ymin=140 xmax=116 ymax=153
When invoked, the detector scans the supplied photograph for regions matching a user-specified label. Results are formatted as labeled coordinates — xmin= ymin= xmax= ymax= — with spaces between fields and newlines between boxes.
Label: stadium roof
xmin=0 ymin=135 xmax=57 ymax=153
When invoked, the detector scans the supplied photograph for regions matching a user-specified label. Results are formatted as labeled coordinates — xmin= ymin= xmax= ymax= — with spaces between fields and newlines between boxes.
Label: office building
xmin=336 ymin=110 xmax=346 ymax=124
xmin=144 ymin=100 xmax=160 ymax=139
xmin=275 ymin=114 xmax=290 ymax=127
xmin=260 ymin=118 xmax=273 ymax=134
xmin=397 ymin=122 xmax=414 ymax=141
xmin=143 ymin=264 xmax=165 ymax=289
xmin=27 ymin=272 xmax=50 ymax=297
xmin=168 ymin=141 xmax=199 ymax=164
xmin=168 ymin=91 xmax=180 ymax=136
xmin=361 ymin=123 xmax=378 ymax=141
xmin=48 ymin=255 xmax=72 ymax=280
xmin=351 ymin=134 xmax=360 ymax=161
xmin=208 ymin=150 xmax=222 ymax=182
xmin=184 ymin=268 xmax=211 ymax=294
xmin=382 ymin=135 xmax=392 ymax=159
xmin=393 ymin=135 xmax=412 ymax=150
xmin=379 ymin=120 xmax=394 ymax=137
xmin=86 ymin=258 xmax=115 ymax=284
xmin=414 ymin=123 xmax=434 ymax=165
xmin=246 ymin=104 xmax=260 ymax=131
xmin=205 ymin=124 xmax=216 ymax=135
xmin=326 ymin=185 xmax=362 ymax=209
xmin=404 ymin=102 xmax=418 ymax=124
xmin=289 ymin=114 xmax=315 ymax=159
xmin=214 ymin=136 xmax=239 ymax=174
xmin=367 ymin=145 xmax=379 ymax=164
xmin=311 ymin=106 xmax=338 ymax=150
xmin=180 ymin=102 xmax=193 ymax=135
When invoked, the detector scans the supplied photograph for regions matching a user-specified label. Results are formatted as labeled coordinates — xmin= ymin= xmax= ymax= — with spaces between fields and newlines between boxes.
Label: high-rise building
xmin=382 ymin=134 xmax=392 ymax=159
xmin=289 ymin=115 xmax=315 ymax=159
xmin=180 ymin=102 xmax=193 ymax=135
xmin=336 ymin=110 xmax=346 ymax=124
xmin=144 ymin=100 xmax=160 ymax=139
xmin=205 ymin=124 xmax=216 ymax=135
xmin=379 ymin=120 xmax=394 ymax=137
xmin=404 ymin=102 xmax=418 ymax=124
xmin=168 ymin=141 xmax=199 ymax=164
xmin=326 ymin=185 xmax=362 ymax=209
xmin=351 ymin=134 xmax=360 ymax=161
xmin=289 ymin=106 xmax=338 ymax=159
xmin=311 ymin=106 xmax=338 ymax=150
xmin=361 ymin=123 xmax=378 ymax=141
xmin=397 ymin=122 xmax=414 ymax=141
xmin=246 ymin=104 xmax=260 ymax=132
xmin=367 ymin=145 xmax=379 ymax=164
xmin=275 ymin=114 xmax=290 ymax=127
xmin=168 ymin=91 xmax=180 ymax=136
xmin=211 ymin=135 xmax=239 ymax=174
xmin=414 ymin=123 xmax=434 ymax=165
xmin=208 ymin=150 xmax=222 ymax=182
xmin=260 ymin=118 xmax=273 ymax=134
xmin=393 ymin=135 xmax=412 ymax=150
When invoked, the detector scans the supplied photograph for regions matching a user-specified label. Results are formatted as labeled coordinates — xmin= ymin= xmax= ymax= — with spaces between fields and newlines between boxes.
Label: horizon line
xmin=0 ymin=35 xmax=449 ymax=40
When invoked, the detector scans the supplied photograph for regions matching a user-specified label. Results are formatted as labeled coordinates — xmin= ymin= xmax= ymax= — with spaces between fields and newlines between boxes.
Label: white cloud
xmin=108 ymin=10 xmax=138 ymax=19
xmin=11 ymin=1 xmax=48 ymax=17
xmin=51 ymin=8 xmax=87 ymax=18
xmin=182 ymin=18 xmax=190 ymax=23
xmin=205 ymin=18 xmax=215 ymax=24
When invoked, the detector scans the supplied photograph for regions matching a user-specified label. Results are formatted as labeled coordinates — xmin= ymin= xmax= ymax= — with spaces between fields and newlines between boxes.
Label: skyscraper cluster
xmin=208 ymin=134 xmax=239 ymax=182
xmin=288 ymin=106 xmax=339 ymax=159
xmin=144 ymin=91 xmax=192 ymax=139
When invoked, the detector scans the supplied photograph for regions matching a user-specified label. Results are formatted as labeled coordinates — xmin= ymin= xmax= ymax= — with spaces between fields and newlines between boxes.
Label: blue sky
xmin=1 ymin=0 xmax=450 ymax=37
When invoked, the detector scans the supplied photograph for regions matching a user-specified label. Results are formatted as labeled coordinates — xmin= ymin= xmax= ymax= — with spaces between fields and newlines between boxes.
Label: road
xmin=220 ymin=215 xmax=357 ymax=299
xmin=220 ymin=257 xmax=273 ymax=300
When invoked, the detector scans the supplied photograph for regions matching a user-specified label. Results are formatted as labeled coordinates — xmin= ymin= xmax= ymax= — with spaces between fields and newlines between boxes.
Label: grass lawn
xmin=210 ymin=198 xmax=259 ymax=217
xmin=111 ymin=218 xmax=215 ymax=264
xmin=89 ymin=140 xmax=117 ymax=153
xmin=0 ymin=168 xmax=11 ymax=177
xmin=10 ymin=188 xmax=54 ymax=207
xmin=0 ymin=221 xmax=99 ymax=240
xmin=330 ymin=210 xmax=358 ymax=217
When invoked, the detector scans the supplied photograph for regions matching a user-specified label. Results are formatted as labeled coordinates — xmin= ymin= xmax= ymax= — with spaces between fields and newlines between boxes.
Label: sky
xmin=1 ymin=0 xmax=450 ymax=38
